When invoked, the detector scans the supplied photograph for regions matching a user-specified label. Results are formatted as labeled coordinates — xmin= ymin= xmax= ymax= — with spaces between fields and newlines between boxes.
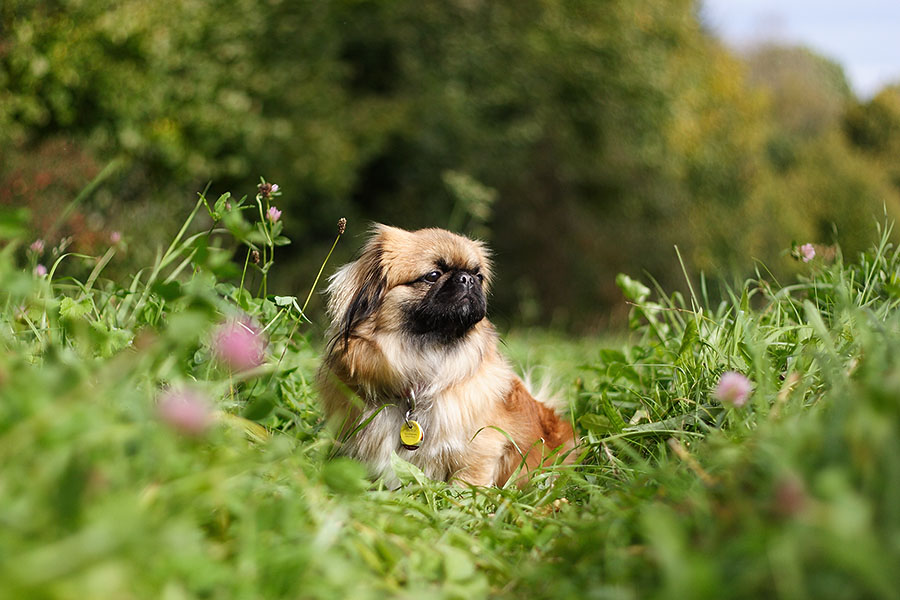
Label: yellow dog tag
xmin=399 ymin=420 xmax=424 ymax=450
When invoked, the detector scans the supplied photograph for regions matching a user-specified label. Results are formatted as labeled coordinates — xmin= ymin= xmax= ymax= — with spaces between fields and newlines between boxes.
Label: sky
xmin=701 ymin=0 xmax=900 ymax=98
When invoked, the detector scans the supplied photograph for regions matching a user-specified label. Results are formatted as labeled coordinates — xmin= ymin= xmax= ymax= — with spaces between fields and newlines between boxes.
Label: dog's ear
xmin=326 ymin=230 xmax=387 ymax=349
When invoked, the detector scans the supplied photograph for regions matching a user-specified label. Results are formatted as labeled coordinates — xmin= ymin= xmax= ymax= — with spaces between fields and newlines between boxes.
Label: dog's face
xmin=327 ymin=225 xmax=492 ymax=348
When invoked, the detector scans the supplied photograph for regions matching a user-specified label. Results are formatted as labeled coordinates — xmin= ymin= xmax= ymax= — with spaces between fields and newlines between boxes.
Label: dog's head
xmin=326 ymin=225 xmax=492 ymax=349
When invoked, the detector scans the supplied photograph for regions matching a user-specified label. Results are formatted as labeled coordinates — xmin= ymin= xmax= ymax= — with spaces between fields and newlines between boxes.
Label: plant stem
xmin=239 ymin=247 xmax=252 ymax=295
xmin=301 ymin=230 xmax=343 ymax=315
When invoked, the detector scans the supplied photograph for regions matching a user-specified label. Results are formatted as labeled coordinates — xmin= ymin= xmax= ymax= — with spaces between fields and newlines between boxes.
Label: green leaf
xmin=242 ymin=393 xmax=276 ymax=421
xmin=198 ymin=245 xmax=239 ymax=279
xmin=321 ymin=458 xmax=369 ymax=495
xmin=213 ymin=192 xmax=231 ymax=217
xmin=678 ymin=318 xmax=699 ymax=359
xmin=616 ymin=273 xmax=650 ymax=303
xmin=246 ymin=228 xmax=269 ymax=246
xmin=235 ymin=288 xmax=252 ymax=312
xmin=611 ymin=362 xmax=642 ymax=385
xmin=0 ymin=207 xmax=29 ymax=240
xmin=599 ymin=349 xmax=627 ymax=365
xmin=215 ymin=282 xmax=237 ymax=297
xmin=223 ymin=209 xmax=251 ymax=241
xmin=578 ymin=413 xmax=613 ymax=434
xmin=151 ymin=280 xmax=182 ymax=302
xmin=442 ymin=546 xmax=476 ymax=581
xmin=390 ymin=451 xmax=429 ymax=487
xmin=274 ymin=295 xmax=297 ymax=307
xmin=1 ymin=271 xmax=35 ymax=301
xmin=598 ymin=392 xmax=627 ymax=433
xmin=89 ymin=321 xmax=133 ymax=357
xmin=164 ymin=310 xmax=211 ymax=346
xmin=59 ymin=297 xmax=92 ymax=321
xmin=269 ymin=221 xmax=283 ymax=238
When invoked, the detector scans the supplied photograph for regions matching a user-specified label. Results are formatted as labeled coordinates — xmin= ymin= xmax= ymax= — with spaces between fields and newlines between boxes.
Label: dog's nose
xmin=455 ymin=272 xmax=475 ymax=289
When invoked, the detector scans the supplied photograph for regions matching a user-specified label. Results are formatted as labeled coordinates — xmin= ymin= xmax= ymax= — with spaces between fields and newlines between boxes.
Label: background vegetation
xmin=4 ymin=0 xmax=900 ymax=330
xmin=2 ymin=183 xmax=899 ymax=598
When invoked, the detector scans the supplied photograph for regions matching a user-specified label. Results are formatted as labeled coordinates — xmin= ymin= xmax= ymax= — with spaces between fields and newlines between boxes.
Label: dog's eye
xmin=423 ymin=270 xmax=442 ymax=283
xmin=476 ymin=273 xmax=484 ymax=283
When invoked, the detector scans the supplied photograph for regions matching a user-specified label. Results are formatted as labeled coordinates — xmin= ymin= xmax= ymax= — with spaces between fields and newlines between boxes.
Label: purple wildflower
xmin=158 ymin=388 xmax=214 ymax=436
xmin=799 ymin=243 xmax=815 ymax=263
xmin=213 ymin=318 xmax=266 ymax=371
xmin=714 ymin=371 xmax=751 ymax=407
xmin=266 ymin=206 xmax=282 ymax=223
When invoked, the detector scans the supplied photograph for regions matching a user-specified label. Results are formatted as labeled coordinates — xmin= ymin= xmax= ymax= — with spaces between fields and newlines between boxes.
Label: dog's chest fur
xmin=347 ymin=374 xmax=508 ymax=485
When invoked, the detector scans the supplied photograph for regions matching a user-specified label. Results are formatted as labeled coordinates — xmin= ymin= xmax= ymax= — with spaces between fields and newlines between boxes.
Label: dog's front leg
xmin=451 ymin=429 xmax=509 ymax=487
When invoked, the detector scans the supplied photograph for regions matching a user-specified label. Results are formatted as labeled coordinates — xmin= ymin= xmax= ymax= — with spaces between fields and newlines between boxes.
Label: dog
xmin=318 ymin=224 xmax=576 ymax=486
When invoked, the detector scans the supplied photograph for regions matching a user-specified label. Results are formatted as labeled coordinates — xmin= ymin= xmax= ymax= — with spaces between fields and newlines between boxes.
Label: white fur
xmin=329 ymin=327 xmax=513 ymax=486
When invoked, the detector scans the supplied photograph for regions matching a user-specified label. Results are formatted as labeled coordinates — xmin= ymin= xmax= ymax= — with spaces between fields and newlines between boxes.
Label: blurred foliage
xmin=745 ymin=44 xmax=854 ymax=139
xmin=3 ymin=175 xmax=900 ymax=597
xmin=2 ymin=0 xmax=900 ymax=329
xmin=516 ymin=222 xmax=900 ymax=599
xmin=844 ymin=85 xmax=900 ymax=191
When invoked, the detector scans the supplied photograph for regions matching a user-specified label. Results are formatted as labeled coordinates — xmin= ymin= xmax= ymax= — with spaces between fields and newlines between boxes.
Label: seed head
xmin=258 ymin=181 xmax=279 ymax=199
xmin=337 ymin=217 xmax=347 ymax=235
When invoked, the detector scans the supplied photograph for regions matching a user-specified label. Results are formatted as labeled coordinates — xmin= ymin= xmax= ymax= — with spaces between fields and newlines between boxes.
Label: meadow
xmin=1 ymin=182 xmax=899 ymax=599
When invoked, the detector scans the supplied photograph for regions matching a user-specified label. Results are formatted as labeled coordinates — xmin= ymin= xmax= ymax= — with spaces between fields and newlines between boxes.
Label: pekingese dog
xmin=318 ymin=224 xmax=576 ymax=487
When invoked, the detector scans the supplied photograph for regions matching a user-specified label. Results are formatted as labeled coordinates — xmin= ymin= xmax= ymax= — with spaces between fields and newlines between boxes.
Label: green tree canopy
xmin=3 ymin=1 xmax=898 ymax=328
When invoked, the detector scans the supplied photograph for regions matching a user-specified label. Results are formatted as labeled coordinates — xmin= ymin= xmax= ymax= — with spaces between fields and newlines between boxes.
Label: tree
xmin=745 ymin=44 xmax=854 ymax=139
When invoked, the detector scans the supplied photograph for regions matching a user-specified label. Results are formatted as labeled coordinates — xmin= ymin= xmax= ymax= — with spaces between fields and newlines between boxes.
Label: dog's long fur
xmin=318 ymin=225 xmax=576 ymax=486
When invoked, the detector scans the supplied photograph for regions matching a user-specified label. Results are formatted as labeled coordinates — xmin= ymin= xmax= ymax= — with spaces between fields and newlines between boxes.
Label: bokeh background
xmin=3 ymin=0 xmax=900 ymax=331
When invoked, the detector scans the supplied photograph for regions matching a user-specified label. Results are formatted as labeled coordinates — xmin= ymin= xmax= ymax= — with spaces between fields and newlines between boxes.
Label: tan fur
xmin=318 ymin=225 xmax=576 ymax=487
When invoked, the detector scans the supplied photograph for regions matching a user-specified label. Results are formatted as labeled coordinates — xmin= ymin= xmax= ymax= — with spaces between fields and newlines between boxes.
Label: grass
xmin=2 ymin=181 xmax=899 ymax=599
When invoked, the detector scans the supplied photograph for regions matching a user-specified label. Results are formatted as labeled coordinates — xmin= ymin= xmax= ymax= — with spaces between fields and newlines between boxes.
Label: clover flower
xmin=30 ymin=239 xmax=45 ymax=254
xmin=799 ymin=243 xmax=815 ymax=263
xmin=33 ymin=264 xmax=47 ymax=277
xmin=158 ymin=388 xmax=214 ymax=436
xmin=266 ymin=206 xmax=282 ymax=223
xmin=213 ymin=318 xmax=266 ymax=371
xmin=110 ymin=231 xmax=122 ymax=244
xmin=714 ymin=371 xmax=751 ymax=407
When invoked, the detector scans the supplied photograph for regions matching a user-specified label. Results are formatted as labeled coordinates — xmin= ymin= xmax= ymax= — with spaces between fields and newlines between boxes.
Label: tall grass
xmin=1 ymin=183 xmax=898 ymax=599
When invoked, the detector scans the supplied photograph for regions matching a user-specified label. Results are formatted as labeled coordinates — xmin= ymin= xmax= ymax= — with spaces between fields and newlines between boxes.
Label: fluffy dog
xmin=318 ymin=225 xmax=576 ymax=486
